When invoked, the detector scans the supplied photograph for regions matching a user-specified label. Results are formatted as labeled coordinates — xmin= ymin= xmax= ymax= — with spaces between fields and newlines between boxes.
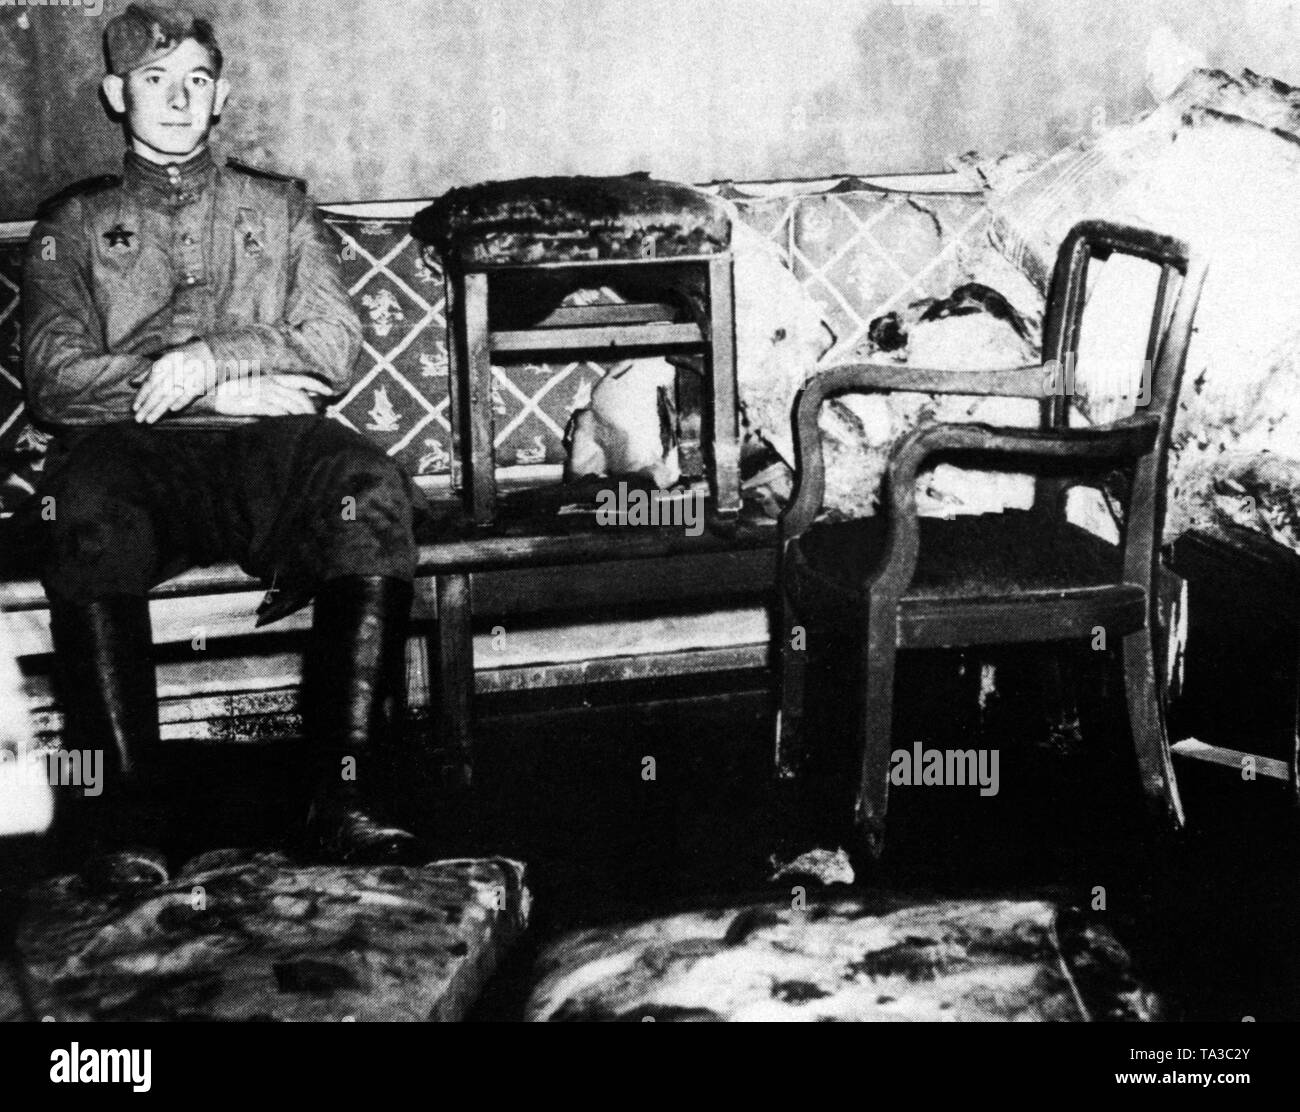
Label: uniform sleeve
xmin=204 ymin=189 xmax=362 ymax=393
xmin=21 ymin=200 xmax=153 ymax=425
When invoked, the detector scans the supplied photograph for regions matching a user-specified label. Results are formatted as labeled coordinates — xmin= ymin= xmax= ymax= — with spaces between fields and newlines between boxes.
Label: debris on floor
xmin=768 ymin=846 xmax=855 ymax=887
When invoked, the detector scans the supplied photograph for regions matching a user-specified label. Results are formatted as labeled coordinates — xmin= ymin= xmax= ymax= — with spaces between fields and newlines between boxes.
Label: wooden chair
xmin=775 ymin=220 xmax=1209 ymax=859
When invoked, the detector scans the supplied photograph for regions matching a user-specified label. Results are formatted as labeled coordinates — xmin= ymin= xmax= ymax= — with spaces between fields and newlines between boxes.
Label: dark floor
xmin=3 ymin=641 xmax=1297 ymax=1021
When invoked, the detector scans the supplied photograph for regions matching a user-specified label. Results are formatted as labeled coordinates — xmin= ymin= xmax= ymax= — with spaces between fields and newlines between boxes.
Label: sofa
xmin=2 ymin=162 xmax=1297 ymax=795
xmin=0 ymin=170 xmax=1005 ymax=753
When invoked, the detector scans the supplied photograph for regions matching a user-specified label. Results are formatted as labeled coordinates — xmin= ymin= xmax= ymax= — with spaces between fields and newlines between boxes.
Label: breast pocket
xmin=226 ymin=206 xmax=285 ymax=321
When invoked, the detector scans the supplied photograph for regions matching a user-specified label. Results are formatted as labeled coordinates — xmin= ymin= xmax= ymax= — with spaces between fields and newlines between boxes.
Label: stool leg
xmin=435 ymin=573 xmax=475 ymax=790
xmin=707 ymin=255 xmax=740 ymax=516
xmin=454 ymin=270 xmax=496 ymax=527
xmin=444 ymin=273 xmax=465 ymax=498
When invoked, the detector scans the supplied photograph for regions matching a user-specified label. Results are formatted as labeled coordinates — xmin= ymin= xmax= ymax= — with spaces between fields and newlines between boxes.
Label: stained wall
xmin=1 ymin=0 xmax=1298 ymax=219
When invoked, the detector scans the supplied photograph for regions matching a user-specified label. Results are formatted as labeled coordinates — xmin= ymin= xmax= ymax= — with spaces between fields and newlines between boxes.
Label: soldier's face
xmin=102 ymin=39 xmax=230 ymax=163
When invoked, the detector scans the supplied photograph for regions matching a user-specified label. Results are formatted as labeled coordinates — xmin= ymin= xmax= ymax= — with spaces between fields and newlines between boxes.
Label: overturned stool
xmin=413 ymin=175 xmax=740 ymax=526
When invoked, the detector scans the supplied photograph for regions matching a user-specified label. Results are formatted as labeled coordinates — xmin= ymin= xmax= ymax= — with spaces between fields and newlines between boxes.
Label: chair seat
xmin=787 ymin=510 xmax=1148 ymax=646
xmin=412 ymin=175 xmax=732 ymax=265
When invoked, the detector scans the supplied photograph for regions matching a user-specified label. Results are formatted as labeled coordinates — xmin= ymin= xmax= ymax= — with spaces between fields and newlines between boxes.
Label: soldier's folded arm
xmin=21 ymin=201 xmax=153 ymax=426
xmin=203 ymin=191 xmax=362 ymax=394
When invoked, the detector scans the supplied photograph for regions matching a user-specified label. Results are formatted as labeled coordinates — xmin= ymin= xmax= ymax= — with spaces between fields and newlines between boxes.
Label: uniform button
xmin=181 ymin=233 xmax=195 ymax=246
xmin=184 ymin=273 xmax=199 ymax=285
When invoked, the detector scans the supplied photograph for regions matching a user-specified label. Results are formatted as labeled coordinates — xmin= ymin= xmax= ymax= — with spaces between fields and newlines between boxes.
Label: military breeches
xmin=36 ymin=417 xmax=417 ymax=606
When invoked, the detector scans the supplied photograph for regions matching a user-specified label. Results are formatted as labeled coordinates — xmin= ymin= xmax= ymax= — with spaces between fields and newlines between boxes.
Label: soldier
xmin=22 ymin=4 xmax=424 ymax=886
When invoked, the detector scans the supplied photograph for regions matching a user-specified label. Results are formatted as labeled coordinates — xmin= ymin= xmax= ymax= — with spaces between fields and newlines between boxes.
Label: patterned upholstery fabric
xmin=0 ymin=178 xmax=1072 ymax=524
xmin=245 ymin=215 xmax=614 ymax=476
xmin=745 ymin=188 xmax=992 ymax=363
xmin=0 ymin=219 xmax=615 ymax=498
xmin=0 ymin=238 xmax=47 ymax=511
xmin=324 ymin=215 xmax=455 ymax=476
xmin=413 ymin=175 xmax=732 ymax=265
xmin=0 ymin=241 xmax=22 ymax=453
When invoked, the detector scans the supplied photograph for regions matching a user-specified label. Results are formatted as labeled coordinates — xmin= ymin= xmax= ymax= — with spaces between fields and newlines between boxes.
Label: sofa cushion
xmin=0 ymin=238 xmax=44 ymax=514
xmin=0 ymin=849 xmax=529 ymax=1021
xmin=322 ymin=215 xmax=458 ymax=476
xmin=525 ymin=895 xmax=1162 ymax=1021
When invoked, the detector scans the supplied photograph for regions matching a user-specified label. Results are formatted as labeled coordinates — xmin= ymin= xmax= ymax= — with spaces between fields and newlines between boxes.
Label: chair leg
xmin=772 ymin=595 xmax=813 ymax=853
xmin=450 ymin=270 xmax=496 ymax=527
xmin=853 ymin=597 xmax=899 ymax=860
xmin=435 ymin=573 xmax=475 ymax=792
xmin=1122 ymin=625 xmax=1186 ymax=829
xmin=775 ymin=596 xmax=807 ymax=781
xmin=706 ymin=254 xmax=740 ymax=515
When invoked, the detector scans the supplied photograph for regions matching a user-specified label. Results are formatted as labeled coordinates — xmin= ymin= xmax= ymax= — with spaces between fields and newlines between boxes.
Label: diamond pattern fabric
xmin=0 ymin=181 xmax=992 ymax=511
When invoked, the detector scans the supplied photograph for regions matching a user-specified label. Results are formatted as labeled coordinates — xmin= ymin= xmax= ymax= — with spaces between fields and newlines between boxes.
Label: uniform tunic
xmin=21 ymin=148 xmax=418 ymax=614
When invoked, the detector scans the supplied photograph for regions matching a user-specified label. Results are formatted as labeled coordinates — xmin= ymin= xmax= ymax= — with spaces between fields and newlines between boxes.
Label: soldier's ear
xmin=214 ymin=77 xmax=231 ymax=118
xmin=102 ymin=74 xmax=126 ymax=115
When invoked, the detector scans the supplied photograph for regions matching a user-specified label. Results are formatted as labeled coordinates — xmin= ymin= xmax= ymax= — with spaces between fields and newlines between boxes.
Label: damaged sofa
xmin=5 ymin=67 xmax=1300 ymax=786
xmin=0 ymin=169 xmax=1001 ymax=760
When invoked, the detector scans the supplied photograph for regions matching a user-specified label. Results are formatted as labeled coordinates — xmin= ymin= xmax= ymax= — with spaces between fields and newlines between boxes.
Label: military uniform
xmin=24 ymin=3 xmax=424 ymax=878
xmin=23 ymin=147 xmax=419 ymax=618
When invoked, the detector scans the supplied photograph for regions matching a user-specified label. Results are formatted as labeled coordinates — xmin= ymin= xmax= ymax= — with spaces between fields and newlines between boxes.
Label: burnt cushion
xmin=0 ymin=849 xmax=530 ymax=1021
xmin=412 ymin=175 xmax=732 ymax=265
xmin=524 ymin=895 xmax=1163 ymax=1021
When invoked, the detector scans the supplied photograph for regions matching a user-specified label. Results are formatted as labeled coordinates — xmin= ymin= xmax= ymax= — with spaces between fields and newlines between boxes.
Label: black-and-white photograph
xmin=0 ymin=0 xmax=1295 ymax=1070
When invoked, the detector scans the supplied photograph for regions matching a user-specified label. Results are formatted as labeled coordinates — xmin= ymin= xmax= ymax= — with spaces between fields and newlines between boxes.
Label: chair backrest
xmin=1036 ymin=221 xmax=1208 ymax=589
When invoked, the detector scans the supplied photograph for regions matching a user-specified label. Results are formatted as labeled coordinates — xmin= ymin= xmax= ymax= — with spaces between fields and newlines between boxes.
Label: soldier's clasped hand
xmin=130 ymin=339 xmax=220 ymax=423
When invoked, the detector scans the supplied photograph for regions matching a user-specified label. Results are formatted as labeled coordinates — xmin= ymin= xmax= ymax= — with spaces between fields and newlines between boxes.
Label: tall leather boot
xmin=47 ymin=594 xmax=170 ymax=892
xmin=302 ymin=575 xmax=422 ymax=864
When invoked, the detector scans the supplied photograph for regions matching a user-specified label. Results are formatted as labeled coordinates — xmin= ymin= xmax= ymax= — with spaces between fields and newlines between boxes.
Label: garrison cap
xmin=104 ymin=4 xmax=218 ymax=76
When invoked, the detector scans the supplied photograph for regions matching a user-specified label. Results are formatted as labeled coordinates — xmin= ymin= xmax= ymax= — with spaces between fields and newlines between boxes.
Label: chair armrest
xmin=886 ymin=415 xmax=1159 ymax=496
xmin=800 ymin=361 xmax=1049 ymax=403
xmin=858 ymin=416 xmax=1160 ymax=600
xmin=782 ymin=361 xmax=1049 ymax=540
